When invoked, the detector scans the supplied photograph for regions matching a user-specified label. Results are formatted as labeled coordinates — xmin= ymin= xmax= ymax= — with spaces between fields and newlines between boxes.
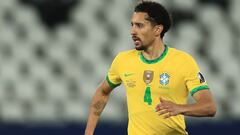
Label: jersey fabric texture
xmin=106 ymin=46 xmax=209 ymax=135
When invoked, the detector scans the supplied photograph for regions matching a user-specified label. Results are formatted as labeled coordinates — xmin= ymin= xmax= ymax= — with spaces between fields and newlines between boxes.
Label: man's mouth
xmin=132 ymin=36 xmax=141 ymax=45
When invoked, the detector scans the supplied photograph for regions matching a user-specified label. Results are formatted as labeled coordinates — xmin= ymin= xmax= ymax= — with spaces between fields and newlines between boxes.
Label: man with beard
xmin=85 ymin=1 xmax=216 ymax=135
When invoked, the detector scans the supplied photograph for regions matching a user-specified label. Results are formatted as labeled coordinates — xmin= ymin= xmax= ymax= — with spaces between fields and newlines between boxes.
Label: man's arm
xmin=155 ymin=89 xmax=216 ymax=118
xmin=85 ymin=80 xmax=113 ymax=135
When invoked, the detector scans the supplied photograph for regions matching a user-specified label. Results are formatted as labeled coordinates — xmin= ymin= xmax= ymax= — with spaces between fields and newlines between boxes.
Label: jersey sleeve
xmin=106 ymin=53 xmax=122 ymax=89
xmin=184 ymin=55 xmax=209 ymax=96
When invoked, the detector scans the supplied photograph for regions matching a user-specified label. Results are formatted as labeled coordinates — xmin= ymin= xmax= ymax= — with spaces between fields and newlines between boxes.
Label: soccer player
xmin=85 ymin=1 xmax=216 ymax=135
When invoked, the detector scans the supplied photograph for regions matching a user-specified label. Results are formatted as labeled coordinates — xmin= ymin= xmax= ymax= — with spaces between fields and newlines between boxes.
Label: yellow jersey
xmin=107 ymin=46 xmax=209 ymax=135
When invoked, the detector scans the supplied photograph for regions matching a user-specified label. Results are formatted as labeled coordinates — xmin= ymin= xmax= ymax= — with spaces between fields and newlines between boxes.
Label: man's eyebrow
xmin=131 ymin=22 xmax=144 ymax=24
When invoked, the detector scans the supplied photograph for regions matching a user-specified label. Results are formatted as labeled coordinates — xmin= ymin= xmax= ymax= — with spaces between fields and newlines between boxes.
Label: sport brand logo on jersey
xmin=160 ymin=73 xmax=170 ymax=85
xmin=198 ymin=72 xmax=206 ymax=83
xmin=124 ymin=73 xmax=134 ymax=77
xmin=143 ymin=70 xmax=154 ymax=85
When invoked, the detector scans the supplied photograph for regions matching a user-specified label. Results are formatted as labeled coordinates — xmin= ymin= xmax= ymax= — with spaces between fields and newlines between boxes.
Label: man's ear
xmin=155 ymin=25 xmax=163 ymax=37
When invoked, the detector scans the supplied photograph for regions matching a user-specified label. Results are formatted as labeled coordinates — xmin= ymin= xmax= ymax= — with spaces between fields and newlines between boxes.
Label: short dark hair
xmin=134 ymin=1 xmax=172 ymax=38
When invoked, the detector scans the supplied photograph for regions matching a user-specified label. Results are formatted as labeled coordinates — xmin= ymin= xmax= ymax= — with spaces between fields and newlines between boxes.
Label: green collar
xmin=140 ymin=45 xmax=169 ymax=64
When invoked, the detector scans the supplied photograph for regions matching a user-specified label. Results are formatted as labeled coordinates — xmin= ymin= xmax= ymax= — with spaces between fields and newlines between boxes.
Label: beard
xmin=135 ymin=38 xmax=155 ymax=51
xmin=132 ymin=36 xmax=146 ymax=50
xmin=135 ymin=44 xmax=145 ymax=50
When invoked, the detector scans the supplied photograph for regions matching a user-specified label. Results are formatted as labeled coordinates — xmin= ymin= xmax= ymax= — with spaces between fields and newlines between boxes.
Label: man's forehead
xmin=132 ymin=12 xmax=149 ymax=19
xmin=131 ymin=12 xmax=150 ymax=23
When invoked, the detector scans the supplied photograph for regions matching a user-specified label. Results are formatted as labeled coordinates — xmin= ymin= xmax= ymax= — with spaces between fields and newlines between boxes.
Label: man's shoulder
xmin=117 ymin=49 xmax=139 ymax=58
xmin=169 ymin=47 xmax=195 ymax=61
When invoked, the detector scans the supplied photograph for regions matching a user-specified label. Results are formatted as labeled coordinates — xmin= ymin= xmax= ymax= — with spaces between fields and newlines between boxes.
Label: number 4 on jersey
xmin=144 ymin=86 xmax=152 ymax=105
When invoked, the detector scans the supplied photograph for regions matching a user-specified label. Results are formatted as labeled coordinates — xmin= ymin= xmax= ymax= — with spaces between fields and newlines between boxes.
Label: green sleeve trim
xmin=106 ymin=75 xmax=121 ymax=89
xmin=190 ymin=85 xmax=209 ymax=96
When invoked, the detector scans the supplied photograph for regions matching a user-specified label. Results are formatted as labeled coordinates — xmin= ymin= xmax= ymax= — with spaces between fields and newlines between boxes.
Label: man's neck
xmin=142 ymin=39 xmax=165 ymax=60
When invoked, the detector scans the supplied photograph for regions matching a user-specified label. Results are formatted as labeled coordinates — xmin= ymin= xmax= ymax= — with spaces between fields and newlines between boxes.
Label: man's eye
xmin=137 ymin=24 xmax=143 ymax=28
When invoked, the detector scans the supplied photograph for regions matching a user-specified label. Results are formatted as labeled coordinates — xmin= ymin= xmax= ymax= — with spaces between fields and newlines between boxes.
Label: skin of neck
xmin=142 ymin=38 xmax=165 ymax=60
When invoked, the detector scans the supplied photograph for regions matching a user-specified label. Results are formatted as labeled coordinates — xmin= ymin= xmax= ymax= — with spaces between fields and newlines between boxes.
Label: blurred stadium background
xmin=0 ymin=0 xmax=240 ymax=134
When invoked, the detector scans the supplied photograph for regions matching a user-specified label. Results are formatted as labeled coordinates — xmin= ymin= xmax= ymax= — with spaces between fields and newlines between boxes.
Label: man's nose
xmin=131 ymin=27 xmax=136 ymax=35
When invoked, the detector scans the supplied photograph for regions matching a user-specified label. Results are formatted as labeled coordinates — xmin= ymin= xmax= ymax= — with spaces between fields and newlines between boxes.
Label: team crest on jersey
xmin=198 ymin=72 xmax=206 ymax=83
xmin=160 ymin=73 xmax=170 ymax=86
